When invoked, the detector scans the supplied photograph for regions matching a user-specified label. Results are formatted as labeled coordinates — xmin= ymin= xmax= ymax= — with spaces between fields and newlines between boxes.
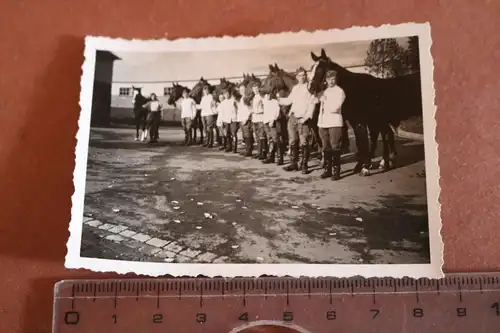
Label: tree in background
xmin=364 ymin=36 xmax=420 ymax=78
xmin=405 ymin=36 xmax=420 ymax=73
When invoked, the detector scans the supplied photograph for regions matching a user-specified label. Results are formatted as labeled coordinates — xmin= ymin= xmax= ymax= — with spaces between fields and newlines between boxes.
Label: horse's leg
xmin=368 ymin=124 xmax=379 ymax=170
xmin=197 ymin=111 xmax=205 ymax=145
xmin=340 ymin=122 xmax=350 ymax=153
xmin=388 ymin=125 xmax=397 ymax=169
xmin=134 ymin=111 xmax=140 ymax=140
xmin=353 ymin=123 xmax=371 ymax=176
xmin=314 ymin=124 xmax=324 ymax=166
xmin=383 ymin=127 xmax=392 ymax=171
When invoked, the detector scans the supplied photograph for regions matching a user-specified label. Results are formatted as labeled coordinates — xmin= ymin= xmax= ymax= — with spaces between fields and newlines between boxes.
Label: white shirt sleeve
xmin=278 ymin=87 xmax=295 ymax=106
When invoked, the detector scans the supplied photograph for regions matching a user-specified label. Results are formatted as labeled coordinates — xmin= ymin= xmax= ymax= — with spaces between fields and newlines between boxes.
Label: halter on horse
xmin=309 ymin=48 xmax=422 ymax=174
xmin=132 ymin=86 xmax=151 ymax=141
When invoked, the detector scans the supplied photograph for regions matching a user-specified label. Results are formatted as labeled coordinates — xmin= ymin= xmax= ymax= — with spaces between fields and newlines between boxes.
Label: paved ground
xmin=80 ymin=126 xmax=430 ymax=265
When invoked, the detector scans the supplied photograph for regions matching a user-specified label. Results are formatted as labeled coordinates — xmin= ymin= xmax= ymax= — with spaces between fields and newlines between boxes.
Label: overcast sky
xmin=111 ymin=38 xmax=408 ymax=83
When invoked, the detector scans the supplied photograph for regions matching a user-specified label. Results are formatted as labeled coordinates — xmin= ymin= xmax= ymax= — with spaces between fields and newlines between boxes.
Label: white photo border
xmin=66 ymin=22 xmax=443 ymax=278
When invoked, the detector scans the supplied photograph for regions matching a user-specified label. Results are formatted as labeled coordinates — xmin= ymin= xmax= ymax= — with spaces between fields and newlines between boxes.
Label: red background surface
xmin=0 ymin=0 xmax=499 ymax=332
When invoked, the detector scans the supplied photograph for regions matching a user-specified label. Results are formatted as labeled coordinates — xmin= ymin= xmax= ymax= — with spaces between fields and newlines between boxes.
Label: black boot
xmin=216 ymin=130 xmax=222 ymax=146
xmin=225 ymin=136 xmax=233 ymax=152
xmin=258 ymin=139 xmax=266 ymax=160
xmin=233 ymin=137 xmax=238 ymax=153
xmin=263 ymin=141 xmax=275 ymax=164
xmin=283 ymin=144 xmax=299 ymax=171
xmin=320 ymin=151 xmax=333 ymax=179
xmin=261 ymin=138 xmax=268 ymax=160
xmin=332 ymin=149 xmax=341 ymax=181
xmin=207 ymin=131 xmax=213 ymax=148
xmin=183 ymin=132 xmax=189 ymax=146
xmin=202 ymin=131 xmax=209 ymax=147
xmin=219 ymin=136 xmax=226 ymax=151
xmin=301 ymin=144 xmax=310 ymax=174
xmin=187 ymin=129 xmax=193 ymax=146
xmin=253 ymin=138 xmax=261 ymax=159
xmin=276 ymin=141 xmax=284 ymax=166
xmin=244 ymin=137 xmax=253 ymax=157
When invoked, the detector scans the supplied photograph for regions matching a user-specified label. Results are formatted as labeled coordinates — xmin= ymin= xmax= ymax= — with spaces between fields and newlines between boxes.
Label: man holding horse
xmin=236 ymin=83 xmax=253 ymax=157
xmin=143 ymin=93 xmax=163 ymax=144
xmin=278 ymin=67 xmax=317 ymax=174
xmin=199 ymin=85 xmax=217 ymax=148
xmin=218 ymin=89 xmax=239 ymax=153
xmin=180 ymin=88 xmax=197 ymax=146
xmin=317 ymin=70 xmax=346 ymax=181
xmin=251 ymin=83 xmax=267 ymax=160
xmin=261 ymin=87 xmax=283 ymax=165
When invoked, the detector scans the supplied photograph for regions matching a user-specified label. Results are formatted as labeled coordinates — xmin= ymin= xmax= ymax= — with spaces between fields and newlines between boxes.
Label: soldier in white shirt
xmin=278 ymin=67 xmax=317 ymax=174
xmin=180 ymin=89 xmax=197 ymax=146
xmin=216 ymin=93 xmax=227 ymax=151
xmin=143 ymin=93 xmax=163 ymax=144
xmin=317 ymin=70 xmax=346 ymax=181
xmin=236 ymin=83 xmax=254 ymax=157
xmin=251 ymin=83 xmax=267 ymax=160
xmin=199 ymin=85 xmax=217 ymax=147
xmin=261 ymin=87 xmax=284 ymax=165
xmin=218 ymin=89 xmax=239 ymax=153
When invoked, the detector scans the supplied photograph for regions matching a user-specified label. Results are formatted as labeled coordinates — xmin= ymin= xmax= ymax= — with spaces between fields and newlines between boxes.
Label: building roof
xmin=96 ymin=50 xmax=121 ymax=62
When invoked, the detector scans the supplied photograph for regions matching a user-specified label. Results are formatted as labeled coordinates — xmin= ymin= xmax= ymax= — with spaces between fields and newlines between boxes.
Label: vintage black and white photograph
xmin=66 ymin=24 xmax=442 ymax=277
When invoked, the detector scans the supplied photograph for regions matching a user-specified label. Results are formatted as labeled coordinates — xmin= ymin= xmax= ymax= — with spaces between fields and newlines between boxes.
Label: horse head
xmin=213 ymin=78 xmax=240 ymax=102
xmin=309 ymin=48 xmax=346 ymax=94
xmin=190 ymin=78 xmax=213 ymax=104
xmin=263 ymin=64 xmax=296 ymax=98
xmin=167 ymin=82 xmax=188 ymax=106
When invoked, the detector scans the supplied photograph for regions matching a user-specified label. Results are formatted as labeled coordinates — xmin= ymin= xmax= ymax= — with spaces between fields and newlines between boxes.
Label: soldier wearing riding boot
xmin=180 ymin=88 xmax=197 ymax=146
xmin=278 ymin=67 xmax=316 ymax=174
xmin=199 ymin=85 xmax=217 ymax=148
xmin=143 ymin=93 xmax=163 ymax=144
xmin=237 ymin=83 xmax=253 ymax=157
xmin=251 ymin=83 xmax=267 ymax=160
xmin=261 ymin=87 xmax=283 ymax=165
xmin=216 ymin=94 xmax=226 ymax=150
xmin=218 ymin=89 xmax=239 ymax=153
xmin=317 ymin=70 xmax=346 ymax=181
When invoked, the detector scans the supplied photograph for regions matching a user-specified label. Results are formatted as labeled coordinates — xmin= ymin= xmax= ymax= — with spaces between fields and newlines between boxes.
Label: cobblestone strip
xmin=82 ymin=216 xmax=229 ymax=263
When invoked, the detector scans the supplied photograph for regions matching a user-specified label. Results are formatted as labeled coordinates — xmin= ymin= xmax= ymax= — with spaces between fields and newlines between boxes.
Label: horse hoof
xmin=359 ymin=168 xmax=371 ymax=177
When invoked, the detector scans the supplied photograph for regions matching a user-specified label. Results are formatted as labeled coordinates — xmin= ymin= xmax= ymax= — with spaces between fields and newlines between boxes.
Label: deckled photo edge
xmin=66 ymin=40 xmax=98 ymax=265
xmin=66 ymin=22 xmax=443 ymax=279
xmin=416 ymin=23 xmax=444 ymax=278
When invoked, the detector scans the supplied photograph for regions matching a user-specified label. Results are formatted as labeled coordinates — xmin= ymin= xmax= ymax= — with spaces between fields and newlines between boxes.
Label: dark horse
xmin=213 ymin=77 xmax=241 ymax=101
xmin=239 ymin=73 xmax=262 ymax=106
xmin=309 ymin=48 xmax=422 ymax=174
xmin=132 ymin=86 xmax=151 ymax=141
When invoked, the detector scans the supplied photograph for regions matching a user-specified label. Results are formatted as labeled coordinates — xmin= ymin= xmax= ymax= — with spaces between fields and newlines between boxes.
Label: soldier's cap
xmin=296 ymin=67 xmax=307 ymax=75
xmin=325 ymin=70 xmax=338 ymax=78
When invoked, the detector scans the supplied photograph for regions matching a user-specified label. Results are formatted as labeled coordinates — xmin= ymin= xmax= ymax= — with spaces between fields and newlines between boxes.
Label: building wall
xmin=91 ymin=51 xmax=119 ymax=126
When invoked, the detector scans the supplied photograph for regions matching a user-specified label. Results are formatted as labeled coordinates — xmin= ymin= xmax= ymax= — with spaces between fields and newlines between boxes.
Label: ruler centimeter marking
xmin=53 ymin=274 xmax=500 ymax=333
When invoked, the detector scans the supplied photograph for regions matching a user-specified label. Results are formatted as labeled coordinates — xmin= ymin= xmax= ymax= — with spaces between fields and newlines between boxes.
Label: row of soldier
xmin=179 ymin=67 xmax=346 ymax=181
